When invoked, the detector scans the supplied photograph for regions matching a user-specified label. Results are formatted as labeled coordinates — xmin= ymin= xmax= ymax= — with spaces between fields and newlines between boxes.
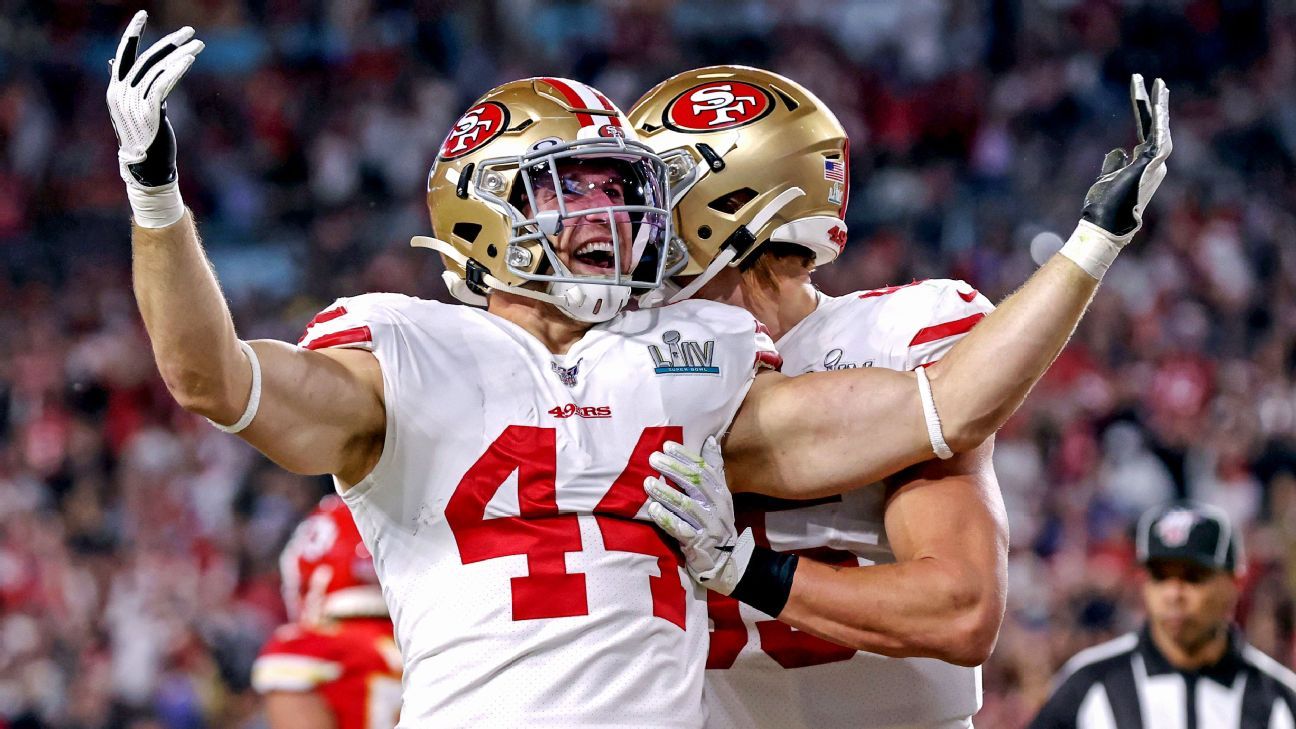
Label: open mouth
xmin=572 ymin=241 xmax=617 ymax=272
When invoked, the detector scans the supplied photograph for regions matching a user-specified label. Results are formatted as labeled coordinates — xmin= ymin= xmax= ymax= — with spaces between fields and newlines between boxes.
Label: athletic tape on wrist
xmin=207 ymin=341 xmax=262 ymax=434
xmin=127 ymin=182 xmax=185 ymax=229
xmin=1059 ymin=220 xmax=1124 ymax=280
xmin=915 ymin=365 xmax=954 ymax=460
xmin=729 ymin=547 xmax=799 ymax=617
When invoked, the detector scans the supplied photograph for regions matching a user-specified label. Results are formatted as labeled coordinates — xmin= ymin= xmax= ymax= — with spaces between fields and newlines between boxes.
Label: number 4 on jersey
xmin=445 ymin=425 xmax=687 ymax=628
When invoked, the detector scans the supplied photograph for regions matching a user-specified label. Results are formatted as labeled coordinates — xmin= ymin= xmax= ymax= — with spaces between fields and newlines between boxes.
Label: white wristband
xmin=915 ymin=365 xmax=954 ymax=460
xmin=1059 ymin=220 xmax=1124 ymax=280
xmin=206 ymin=341 xmax=262 ymax=434
xmin=127 ymin=181 xmax=185 ymax=229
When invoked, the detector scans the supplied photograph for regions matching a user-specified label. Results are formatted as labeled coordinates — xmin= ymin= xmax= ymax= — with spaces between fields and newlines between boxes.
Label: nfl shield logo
xmin=1156 ymin=509 xmax=1199 ymax=547
xmin=551 ymin=359 xmax=582 ymax=388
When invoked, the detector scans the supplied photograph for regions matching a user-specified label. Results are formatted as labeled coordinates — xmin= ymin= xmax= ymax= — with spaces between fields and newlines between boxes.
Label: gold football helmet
xmin=628 ymin=66 xmax=849 ymax=304
xmin=414 ymin=77 xmax=684 ymax=322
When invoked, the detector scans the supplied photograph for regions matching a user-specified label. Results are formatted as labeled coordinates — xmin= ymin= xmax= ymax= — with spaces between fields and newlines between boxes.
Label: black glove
xmin=1080 ymin=74 xmax=1171 ymax=240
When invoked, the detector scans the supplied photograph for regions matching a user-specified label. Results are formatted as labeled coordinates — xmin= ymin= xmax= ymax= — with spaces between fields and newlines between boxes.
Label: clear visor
xmin=475 ymin=138 xmax=686 ymax=289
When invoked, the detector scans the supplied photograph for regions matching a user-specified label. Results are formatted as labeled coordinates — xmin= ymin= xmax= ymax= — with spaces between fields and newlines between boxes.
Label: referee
xmin=1029 ymin=500 xmax=1296 ymax=729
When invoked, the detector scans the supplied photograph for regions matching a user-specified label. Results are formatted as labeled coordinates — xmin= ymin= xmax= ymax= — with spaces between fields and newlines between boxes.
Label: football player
xmin=631 ymin=67 xmax=1168 ymax=729
xmin=107 ymin=13 xmax=1166 ymax=727
xmin=252 ymin=496 xmax=401 ymax=729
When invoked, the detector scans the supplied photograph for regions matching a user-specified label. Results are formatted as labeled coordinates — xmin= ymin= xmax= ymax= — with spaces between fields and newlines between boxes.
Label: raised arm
xmin=725 ymin=75 xmax=1171 ymax=499
xmin=112 ymin=13 xmax=384 ymax=486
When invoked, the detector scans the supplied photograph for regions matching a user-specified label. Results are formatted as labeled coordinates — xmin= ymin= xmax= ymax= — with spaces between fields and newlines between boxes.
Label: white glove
xmin=643 ymin=436 xmax=754 ymax=595
xmin=106 ymin=11 xmax=204 ymax=227
xmin=1061 ymin=74 xmax=1172 ymax=279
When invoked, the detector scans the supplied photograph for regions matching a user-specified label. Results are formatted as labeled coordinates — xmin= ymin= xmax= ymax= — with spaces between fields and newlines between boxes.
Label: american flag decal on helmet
xmin=824 ymin=160 xmax=846 ymax=183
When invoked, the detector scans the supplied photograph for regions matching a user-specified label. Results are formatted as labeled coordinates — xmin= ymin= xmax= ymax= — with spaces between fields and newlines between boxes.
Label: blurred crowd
xmin=0 ymin=0 xmax=1292 ymax=727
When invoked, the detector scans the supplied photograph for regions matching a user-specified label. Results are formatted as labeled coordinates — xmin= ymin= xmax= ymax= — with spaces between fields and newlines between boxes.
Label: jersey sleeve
xmin=252 ymin=626 xmax=345 ymax=694
xmin=297 ymin=293 xmax=417 ymax=352
xmin=754 ymin=322 xmax=782 ymax=373
xmin=870 ymin=279 xmax=994 ymax=371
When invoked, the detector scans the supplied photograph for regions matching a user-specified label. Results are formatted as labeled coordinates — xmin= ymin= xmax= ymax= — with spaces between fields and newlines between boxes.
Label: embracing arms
xmin=646 ymin=437 xmax=1007 ymax=664
xmin=777 ymin=442 xmax=1008 ymax=665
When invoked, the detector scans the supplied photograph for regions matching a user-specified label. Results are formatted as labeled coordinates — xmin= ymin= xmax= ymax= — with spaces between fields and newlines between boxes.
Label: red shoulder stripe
xmin=298 ymin=306 xmax=349 ymax=343
xmin=304 ymin=326 xmax=373 ymax=350
xmin=909 ymin=313 xmax=985 ymax=347
xmin=308 ymin=306 xmax=348 ymax=328
xmin=858 ymin=280 xmax=926 ymax=299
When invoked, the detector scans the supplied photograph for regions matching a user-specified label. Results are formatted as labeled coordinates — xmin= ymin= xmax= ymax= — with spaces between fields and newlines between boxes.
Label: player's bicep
xmin=263 ymin=690 xmax=338 ymax=729
xmin=883 ymin=438 xmax=1007 ymax=571
xmin=724 ymin=367 xmax=930 ymax=498
xmin=236 ymin=340 xmax=385 ymax=485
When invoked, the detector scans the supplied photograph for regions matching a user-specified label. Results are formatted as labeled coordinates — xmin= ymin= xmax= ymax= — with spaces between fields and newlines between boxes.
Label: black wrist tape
xmin=729 ymin=547 xmax=799 ymax=617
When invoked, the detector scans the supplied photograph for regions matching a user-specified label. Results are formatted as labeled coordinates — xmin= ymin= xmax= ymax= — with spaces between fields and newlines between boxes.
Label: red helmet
xmin=280 ymin=495 xmax=386 ymax=623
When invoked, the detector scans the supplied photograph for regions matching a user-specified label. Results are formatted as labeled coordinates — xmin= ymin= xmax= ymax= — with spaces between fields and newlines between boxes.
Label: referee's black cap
xmin=1135 ymin=500 xmax=1245 ymax=576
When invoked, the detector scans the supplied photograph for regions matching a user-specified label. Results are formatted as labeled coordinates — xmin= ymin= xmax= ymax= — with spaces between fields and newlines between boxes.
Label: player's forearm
xmin=779 ymin=555 xmax=1004 ymax=666
xmin=132 ymin=211 xmax=249 ymax=421
xmin=926 ymin=254 xmax=1097 ymax=452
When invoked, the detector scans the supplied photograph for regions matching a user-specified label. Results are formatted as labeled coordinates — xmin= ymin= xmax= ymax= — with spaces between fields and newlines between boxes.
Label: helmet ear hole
xmin=453 ymin=222 xmax=483 ymax=244
xmin=707 ymin=188 xmax=758 ymax=214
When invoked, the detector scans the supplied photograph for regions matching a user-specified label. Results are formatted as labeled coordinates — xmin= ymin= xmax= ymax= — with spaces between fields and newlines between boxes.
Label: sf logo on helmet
xmin=440 ymin=101 xmax=509 ymax=160
xmin=691 ymin=85 xmax=757 ymax=125
xmin=665 ymin=81 xmax=773 ymax=132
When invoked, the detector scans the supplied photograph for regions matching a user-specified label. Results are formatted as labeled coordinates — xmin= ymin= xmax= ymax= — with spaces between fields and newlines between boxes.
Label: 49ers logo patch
xmin=663 ymin=81 xmax=774 ymax=132
xmin=548 ymin=404 xmax=612 ymax=419
xmin=440 ymin=101 xmax=509 ymax=160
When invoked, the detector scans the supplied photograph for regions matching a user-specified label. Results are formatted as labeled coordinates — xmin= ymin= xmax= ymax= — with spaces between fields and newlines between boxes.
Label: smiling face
xmin=523 ymin=157 xmax=641 ymax=276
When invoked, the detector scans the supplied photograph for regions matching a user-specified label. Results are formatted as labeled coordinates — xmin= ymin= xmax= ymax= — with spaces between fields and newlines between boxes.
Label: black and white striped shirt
xmin=1029 ymin=626 xmax=1296 ymax=729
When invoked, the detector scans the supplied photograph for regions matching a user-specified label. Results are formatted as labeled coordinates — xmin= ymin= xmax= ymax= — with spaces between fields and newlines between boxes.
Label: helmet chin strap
xmin=643 ymin=186 xmax=806 ymax=307
xmin=414 ymin=236 xmax=629 ymax=323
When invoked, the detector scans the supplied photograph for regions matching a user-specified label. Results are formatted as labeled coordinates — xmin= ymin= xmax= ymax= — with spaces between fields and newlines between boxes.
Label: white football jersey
xmin=298 ymin=294 xmax=779 ymax=729
xmin=704 ymin=280 xmax=995 ymax=729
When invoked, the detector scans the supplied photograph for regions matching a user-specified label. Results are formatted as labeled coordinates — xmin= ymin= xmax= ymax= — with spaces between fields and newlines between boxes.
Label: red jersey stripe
xmin=909 ymin=313 xmax=985 ymax=347
xmin=304 ymin=326 xmax=374 ymax=351
xmin=299 ymin=306 xmax=350 ymax=343
xmin=308 ymin=306 xmax=348 ymax=328
xmin=858 ymin=280 xmax=927 ymax=299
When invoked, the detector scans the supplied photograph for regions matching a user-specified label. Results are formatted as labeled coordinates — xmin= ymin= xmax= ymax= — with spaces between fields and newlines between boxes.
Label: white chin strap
xmin=642 ymin=186 xmax=806 ymax=308
xmin=414 ymin=236 xmax=630 ymax=324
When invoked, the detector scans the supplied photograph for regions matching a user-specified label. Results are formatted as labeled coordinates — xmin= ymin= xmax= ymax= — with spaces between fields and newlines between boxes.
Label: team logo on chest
xmin=823 ymin=348 xmax=872 ymax=371
xmin=439 ymin=101 xmax=509 ymax=160
xmin=663 ymin=81 xmax=774 ymax=132
xmin=648 ymin=330 xmax=720 ymax=375
xmin=551 ymin=358 xmax=583 ymax=387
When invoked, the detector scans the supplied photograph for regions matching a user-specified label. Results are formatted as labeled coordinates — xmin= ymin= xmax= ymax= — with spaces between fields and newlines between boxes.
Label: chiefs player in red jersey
xmin=252 ymin=496 xmax=402 ymax=729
